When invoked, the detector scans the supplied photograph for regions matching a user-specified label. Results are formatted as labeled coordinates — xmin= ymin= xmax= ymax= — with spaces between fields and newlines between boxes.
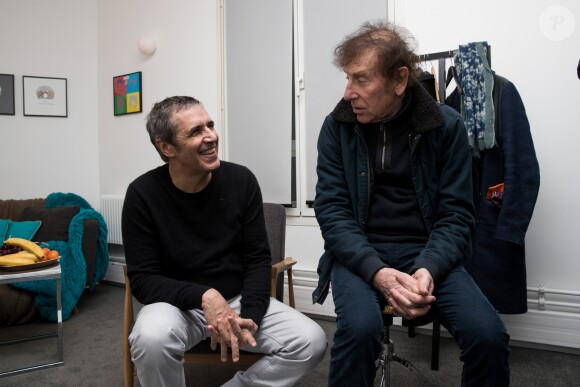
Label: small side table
xmin=0 ymin=263 xmax=63 ymax=377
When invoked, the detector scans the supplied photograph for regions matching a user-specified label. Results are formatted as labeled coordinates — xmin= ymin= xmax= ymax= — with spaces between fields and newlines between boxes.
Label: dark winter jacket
xmin=312 ymin=83 xmax=475 ymax=304
xmin=447 ymin=74 xmax=540 ymax=314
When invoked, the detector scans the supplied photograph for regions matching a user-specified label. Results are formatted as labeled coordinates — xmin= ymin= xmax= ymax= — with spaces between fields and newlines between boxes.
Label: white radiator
xmin=100 ymin=194 xmax=125 ymax=244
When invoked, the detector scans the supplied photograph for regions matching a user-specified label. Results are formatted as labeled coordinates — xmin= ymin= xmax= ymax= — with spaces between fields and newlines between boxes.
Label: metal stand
xmin=0 ymin=264 xmax=63 ymax=377
xmin=377 ymin=313 xmax=434 ymax=387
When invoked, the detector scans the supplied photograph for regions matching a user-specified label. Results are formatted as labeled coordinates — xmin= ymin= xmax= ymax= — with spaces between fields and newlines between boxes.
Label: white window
xmin=224 ymin=0 xmax=388 ymax=216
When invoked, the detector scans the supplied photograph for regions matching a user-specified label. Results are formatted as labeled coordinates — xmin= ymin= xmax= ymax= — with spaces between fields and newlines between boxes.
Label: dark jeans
xmin=328 ymin=243 xmax=510 ymax=387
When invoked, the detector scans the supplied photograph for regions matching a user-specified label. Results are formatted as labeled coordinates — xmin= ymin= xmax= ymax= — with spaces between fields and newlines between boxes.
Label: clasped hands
xmin=372 ymin=267 xmax=436 ymax=320
xmin=202 ymin=289 xmax=258 ymax=363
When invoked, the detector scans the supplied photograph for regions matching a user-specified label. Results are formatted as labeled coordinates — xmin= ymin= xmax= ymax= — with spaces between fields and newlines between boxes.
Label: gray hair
xmin=334 ymin=20 xmax=421 ymax=85
xmin=146 ymin=96 xmax=202 ymax=162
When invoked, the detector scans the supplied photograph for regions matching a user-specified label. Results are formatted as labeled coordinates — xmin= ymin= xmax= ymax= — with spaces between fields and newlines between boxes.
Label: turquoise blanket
xmin=13 ymin=192 xmax=109 ymax=321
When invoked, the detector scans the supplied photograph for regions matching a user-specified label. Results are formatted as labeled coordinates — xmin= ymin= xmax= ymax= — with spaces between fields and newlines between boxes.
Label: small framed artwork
xmin=113 ymin=71 xmax=142 ymax=116
xmin=23 ymin=76 xmax=68 ymax=117
xmin=0 ymin=74 xmax=15 ymax=115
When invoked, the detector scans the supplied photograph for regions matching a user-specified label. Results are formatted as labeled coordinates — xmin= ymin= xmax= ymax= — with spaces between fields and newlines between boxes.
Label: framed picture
xmin=0 ymin=74 xmax=15 ymax=115
xmin=113 ymin=71 xmax=142 ymax=116
xmin=23 ymin=76 xmax=68 ymax=117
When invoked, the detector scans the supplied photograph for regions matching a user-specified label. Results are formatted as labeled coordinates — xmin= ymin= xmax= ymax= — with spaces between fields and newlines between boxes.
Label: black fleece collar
xmin=330 ymin=81 xmax=445 ymax=134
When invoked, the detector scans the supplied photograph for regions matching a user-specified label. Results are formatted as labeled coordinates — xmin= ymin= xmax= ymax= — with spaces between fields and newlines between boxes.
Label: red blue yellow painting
xmin=113 ymin=71 xmax=142 ymax=115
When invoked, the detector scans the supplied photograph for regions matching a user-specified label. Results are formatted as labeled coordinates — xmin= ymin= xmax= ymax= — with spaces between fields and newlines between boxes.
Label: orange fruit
xmin=40 ymin=248 xmax=51 ymax=262
xmin=47 ymin=250 xmax=59 ymax=260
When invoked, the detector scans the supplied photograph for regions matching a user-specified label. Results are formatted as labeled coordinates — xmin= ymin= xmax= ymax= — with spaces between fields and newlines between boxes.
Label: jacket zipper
xmin=366 ymin=144 xmax=372 ymax=226
xmin=408 ymin=132 xmax=431 ymax=232
xmin=356 ymin=124 xmax=372 ymax=226
xmin=380 ymin=123 xmax=386 ymax=170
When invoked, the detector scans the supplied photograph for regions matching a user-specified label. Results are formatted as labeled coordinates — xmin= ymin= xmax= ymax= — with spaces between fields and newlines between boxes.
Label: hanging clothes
xmin=418 ymin=71 xmax=437 ymax=101
xmin=447 ymin=70 xmax=540 ymax=314
xmin=453 ymin=42 xmax=496 ymax=157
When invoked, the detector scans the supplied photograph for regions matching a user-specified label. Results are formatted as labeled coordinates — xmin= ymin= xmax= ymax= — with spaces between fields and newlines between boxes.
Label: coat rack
xmin=419 ymin=47 xmax=491 ymax=101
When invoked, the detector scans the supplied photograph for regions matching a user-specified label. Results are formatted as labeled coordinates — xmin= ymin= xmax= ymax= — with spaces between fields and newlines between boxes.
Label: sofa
xmin=0 ymin=192 xmax=109 ymax=323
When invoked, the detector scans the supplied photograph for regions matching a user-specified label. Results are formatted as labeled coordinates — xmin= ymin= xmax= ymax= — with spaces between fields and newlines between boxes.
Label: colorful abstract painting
xmin=113 ymin=71 xmax=142 ymax=116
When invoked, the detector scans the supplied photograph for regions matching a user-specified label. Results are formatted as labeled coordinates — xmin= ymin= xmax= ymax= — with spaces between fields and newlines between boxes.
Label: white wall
xmin=0 ymin=0 xmax=100 ymax=206
xmin=393 ymin=0 xmax=580 ymax=294
xmin=97 ymin=0 xmax=221 ymax=196
xmin=387 ymin=1 xmax=580 ymax=350
xmin=280 ymin=0 xmax=580 ymax=352
xmin=0 ymin=0 xmax=220 ymax=214
xmin=1 ymin=0 xmax=579 ymax=351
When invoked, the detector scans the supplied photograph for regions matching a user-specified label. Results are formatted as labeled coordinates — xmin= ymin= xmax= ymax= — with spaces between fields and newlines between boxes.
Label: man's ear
xmin=156 ymin=139 xmax=176 ymax=159
xmin=394 ymin=66 xmax=409 ymax=96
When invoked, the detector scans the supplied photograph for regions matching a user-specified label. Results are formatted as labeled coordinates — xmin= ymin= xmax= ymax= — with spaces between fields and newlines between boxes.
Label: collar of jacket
xmin=330 ymin=81 xmax=445 ymax=134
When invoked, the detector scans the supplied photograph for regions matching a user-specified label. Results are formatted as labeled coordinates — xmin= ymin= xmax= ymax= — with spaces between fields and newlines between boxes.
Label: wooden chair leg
xmin=287 ymin=268 xmax=295 ymax=308
xmin=123 ymin=265 xmax=135 ymax=387
xmin=123 ymin=342 xmax=134 ymax=387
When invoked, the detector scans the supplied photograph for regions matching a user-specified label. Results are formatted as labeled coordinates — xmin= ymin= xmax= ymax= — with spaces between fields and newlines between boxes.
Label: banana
xmin=0 ymin=252 xmax=38 ymax=266
xmin=3 ymin=238 xmax=44 ymax=259
xmin=15 ymin=251 xmax=40 ymax=262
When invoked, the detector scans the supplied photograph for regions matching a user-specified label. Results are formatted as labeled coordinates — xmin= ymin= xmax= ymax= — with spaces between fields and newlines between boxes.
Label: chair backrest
xmin=262 ymin=203 xmax=286 ymax=302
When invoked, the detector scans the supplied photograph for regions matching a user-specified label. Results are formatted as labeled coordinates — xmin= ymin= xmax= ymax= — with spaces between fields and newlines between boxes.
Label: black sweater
xmin=122 ymin=161 xmax=271 ymax=325
xmin=362 ymin=93 xmax=428 ymax=243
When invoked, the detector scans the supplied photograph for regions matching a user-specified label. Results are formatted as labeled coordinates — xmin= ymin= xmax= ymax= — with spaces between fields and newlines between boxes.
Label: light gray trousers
xmin=129 ymin=296 xmax=327 ymax=387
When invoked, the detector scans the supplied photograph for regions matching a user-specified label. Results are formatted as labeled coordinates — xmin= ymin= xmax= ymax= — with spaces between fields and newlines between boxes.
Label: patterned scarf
xmin=453 ymin=42 xmax=495 ymax=157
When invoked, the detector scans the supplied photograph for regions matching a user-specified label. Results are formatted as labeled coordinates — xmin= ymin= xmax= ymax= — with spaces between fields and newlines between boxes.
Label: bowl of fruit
xmin=0 ymin=237 xmax=60 ymax=271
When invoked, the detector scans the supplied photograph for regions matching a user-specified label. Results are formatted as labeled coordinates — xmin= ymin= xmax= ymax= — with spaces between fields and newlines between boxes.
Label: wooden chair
xmin=123 ymin=203 xmax=296 ymax=387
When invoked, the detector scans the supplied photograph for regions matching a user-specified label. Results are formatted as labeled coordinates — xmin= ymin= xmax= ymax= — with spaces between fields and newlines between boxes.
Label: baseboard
xmin=500 ymin=310 xmax=580 ymax=351
xmin=103 ymin=259 xmax=125 ymax=284
xmin=290 ymin=269 xmax=580 ymax=352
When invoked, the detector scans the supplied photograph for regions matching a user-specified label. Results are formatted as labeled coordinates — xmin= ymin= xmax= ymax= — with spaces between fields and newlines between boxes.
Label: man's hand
xmin=412 ymin=268 xmax=434 ymax=296
xmin=202 ymin=289 xmax=258 ymax=362
xmin=208 ymin=316 xmax=259 ymax=362
xmin=372 ymin=267 xmax=436 ymax=319
xmin=202 ymin=288 xmax=237 ymax=332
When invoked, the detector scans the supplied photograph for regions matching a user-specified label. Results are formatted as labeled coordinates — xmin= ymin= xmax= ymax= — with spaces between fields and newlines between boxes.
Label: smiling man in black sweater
xmin=122 ymin=96 xmax=326 ymax=387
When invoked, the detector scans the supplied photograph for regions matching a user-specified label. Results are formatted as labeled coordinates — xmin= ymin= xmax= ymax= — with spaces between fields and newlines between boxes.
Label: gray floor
xmin=1 ymin=283 xmax=579 ymax=386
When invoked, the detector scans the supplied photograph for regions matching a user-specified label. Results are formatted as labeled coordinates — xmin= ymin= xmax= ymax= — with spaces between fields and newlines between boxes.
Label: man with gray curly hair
xmin=313 ymin=21 xmax=510 ymax=386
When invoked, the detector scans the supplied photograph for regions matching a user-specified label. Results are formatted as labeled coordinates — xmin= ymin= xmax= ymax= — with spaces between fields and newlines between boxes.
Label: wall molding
xmin=289 ymin=269 xmax=580 ymax=353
